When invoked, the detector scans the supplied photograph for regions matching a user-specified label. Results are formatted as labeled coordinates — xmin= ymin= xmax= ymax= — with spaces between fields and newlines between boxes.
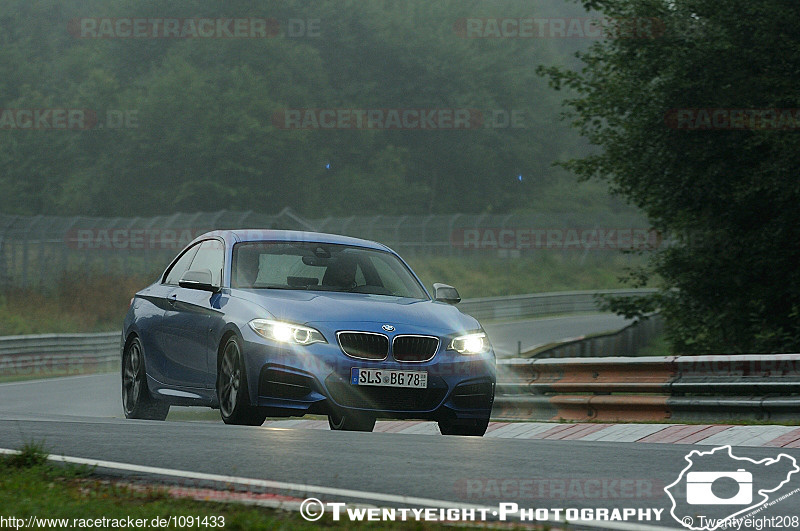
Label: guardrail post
xmin=21 ymin=236 xmax=29 ymax=288
xmin=0 ymin=237 xmax=5 ymax=289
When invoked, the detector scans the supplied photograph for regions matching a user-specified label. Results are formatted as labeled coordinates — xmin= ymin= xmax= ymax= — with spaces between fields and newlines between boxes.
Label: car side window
xmin=163 ymin=243 xmax=202 ymax=285
xmin=188 ymin=239 xmax=225 ymax=287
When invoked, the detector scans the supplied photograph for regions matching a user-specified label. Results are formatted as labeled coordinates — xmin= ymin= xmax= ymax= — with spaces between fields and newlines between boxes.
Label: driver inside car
xmin=235 ymin=251 xmax=261 ymax=288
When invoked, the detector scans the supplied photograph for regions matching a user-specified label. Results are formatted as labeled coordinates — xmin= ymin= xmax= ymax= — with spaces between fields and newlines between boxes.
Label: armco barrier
xmin=0 ymin=332 xmax=120 ymax=377
xmin=493 ymin=354 xmax=800 ymax=423
xmin=524 ymin=314 xmax=663 ymax=359
xmin=458 ymin=288 xmax=656 ymax=321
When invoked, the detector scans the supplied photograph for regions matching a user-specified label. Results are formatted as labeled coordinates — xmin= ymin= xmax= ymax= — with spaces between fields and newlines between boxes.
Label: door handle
xmin=168 ymin=293 xmax=178 ymax=306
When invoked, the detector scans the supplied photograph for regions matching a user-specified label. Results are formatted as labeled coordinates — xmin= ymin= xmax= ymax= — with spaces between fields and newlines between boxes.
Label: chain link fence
xmin=0 ymin=209 xmax=651 ymax=289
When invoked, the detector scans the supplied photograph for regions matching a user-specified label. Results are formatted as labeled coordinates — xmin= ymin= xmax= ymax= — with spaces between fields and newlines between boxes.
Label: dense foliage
xmin=540 ymin=0 xmax=800 ymax=353
xmin=0 ymin=0 xmax=595 ymax=217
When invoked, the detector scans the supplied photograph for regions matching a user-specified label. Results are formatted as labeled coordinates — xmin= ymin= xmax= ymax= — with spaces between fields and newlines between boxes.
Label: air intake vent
xmin=337 ymin=332 xmax=389 ymax=360
xmin=393 ymin=335 xmax=439 ymax=362
xmin=258 ymin=368 xmax=315 ymax=400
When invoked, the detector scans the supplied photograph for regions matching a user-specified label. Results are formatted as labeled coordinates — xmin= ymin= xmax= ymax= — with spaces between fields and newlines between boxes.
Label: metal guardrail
xmin=493 ymin=354 xmax=800 ymax=423
xmin=0 ymin=332 xmax=120 ymax=376
xmin=458 ymin=288 xmax=656 ymax=321
xmin=522 ymin=314 xmax=663 ymax=359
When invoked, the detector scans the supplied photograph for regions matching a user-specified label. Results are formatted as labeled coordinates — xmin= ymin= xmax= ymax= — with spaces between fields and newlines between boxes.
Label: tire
xmin=122 ymin=337 xmax=170 ymax=421
xmin=327 ymin=407 xmax=376 ymax=432
xmin=438 ymin=418 xmax=489 ymax=437
xmin=217 ymin=336 xmax=267 ymax=426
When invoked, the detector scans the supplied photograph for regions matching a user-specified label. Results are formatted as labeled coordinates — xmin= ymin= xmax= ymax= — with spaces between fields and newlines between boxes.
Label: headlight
xmin=249 ymin=319 xmax=327 ymax=346
xmin=448 ymin=332 xmax=488 ymax=354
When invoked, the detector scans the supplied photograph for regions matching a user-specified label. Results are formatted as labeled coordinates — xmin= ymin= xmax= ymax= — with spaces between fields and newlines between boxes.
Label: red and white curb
xmin=265 ymin=420 xmax=800 ymax=447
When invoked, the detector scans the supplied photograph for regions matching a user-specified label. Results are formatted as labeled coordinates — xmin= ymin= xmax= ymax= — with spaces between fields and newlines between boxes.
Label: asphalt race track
xmin=2 ymin=415 xmax=799 ymax=529
xmin=3 ymin=313 xmax=800 ymax=530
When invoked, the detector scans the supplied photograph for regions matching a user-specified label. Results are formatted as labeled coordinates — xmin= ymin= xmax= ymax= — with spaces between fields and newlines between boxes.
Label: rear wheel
xmin=327 ymin=407 xmax=376 ymax=432
xmin=122 ymin=337 xmax=169 ymax=420
xmin=438 ymin=418 xmax=489 ymax=437
xmin=217 ymin=336 xmax=267 ymax=426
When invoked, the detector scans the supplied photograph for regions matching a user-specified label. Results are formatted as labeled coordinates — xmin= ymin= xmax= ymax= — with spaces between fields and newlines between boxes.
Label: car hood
xmin=232 ymin=288 xmax=480 ymax=332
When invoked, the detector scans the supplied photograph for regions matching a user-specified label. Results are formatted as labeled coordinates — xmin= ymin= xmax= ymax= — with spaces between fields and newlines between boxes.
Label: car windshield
xmin=232 ymin=242 xmax=428 ymax=300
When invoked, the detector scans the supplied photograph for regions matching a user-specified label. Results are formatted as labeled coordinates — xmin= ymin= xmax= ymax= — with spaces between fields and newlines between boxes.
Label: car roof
xmin=199 ymin=229 xmax=393 ymax=252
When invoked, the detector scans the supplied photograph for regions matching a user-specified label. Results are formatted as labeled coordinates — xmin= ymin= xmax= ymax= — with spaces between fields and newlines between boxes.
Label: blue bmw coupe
xmin=121 ymin=230 xmax=495 ymax=435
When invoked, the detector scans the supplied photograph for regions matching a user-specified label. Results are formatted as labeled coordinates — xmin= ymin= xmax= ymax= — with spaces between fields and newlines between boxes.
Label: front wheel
xmin=217 ymin=336 xmax=267 ymax=426
xmin=438 ymin=418 xmax=489 ymax=437
xmin=328 ymin=407 xmax=376 ymax=432
xmin=122 ymin=337 xmax=169 ymax=420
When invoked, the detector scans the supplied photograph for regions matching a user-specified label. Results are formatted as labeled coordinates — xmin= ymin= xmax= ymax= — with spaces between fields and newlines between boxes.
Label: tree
xmin=0 ymin=0 xmax=592 ymax=217
xmin=538 ymin=0 xmax=800 ymax=354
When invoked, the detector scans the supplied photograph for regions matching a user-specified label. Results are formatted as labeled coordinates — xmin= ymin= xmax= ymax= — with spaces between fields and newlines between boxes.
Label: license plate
xmin=351 ymin=368 xmax=428 ymax=389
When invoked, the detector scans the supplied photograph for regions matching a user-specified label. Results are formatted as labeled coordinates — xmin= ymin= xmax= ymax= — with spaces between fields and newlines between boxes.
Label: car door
xmin=160 ymin=239 xmax=225 ymax=389
xmin=143 ymin=241 xmax=202 ymax=385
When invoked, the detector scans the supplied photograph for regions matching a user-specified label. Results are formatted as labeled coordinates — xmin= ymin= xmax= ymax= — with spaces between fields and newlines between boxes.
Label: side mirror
xmin=433 ymin=283 xmax=461 ymax=305
xmin=179 ymin=269 xmax=220 ymax=293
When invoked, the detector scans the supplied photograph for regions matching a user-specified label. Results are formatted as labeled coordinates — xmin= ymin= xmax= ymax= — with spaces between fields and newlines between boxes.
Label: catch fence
xmin=0 ymin=208 xmax=651 ymax=289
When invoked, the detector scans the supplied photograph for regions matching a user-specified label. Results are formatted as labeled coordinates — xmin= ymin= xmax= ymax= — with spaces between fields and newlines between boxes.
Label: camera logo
xmin=665 ymin=445 xmax=799 ymax=531
xmin=686 ymin=469 xmax=752 ymax=505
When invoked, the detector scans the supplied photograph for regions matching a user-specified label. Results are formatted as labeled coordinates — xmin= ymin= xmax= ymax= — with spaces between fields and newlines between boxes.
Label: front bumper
xmin=240 ymin=325 xmax=496 ymax=421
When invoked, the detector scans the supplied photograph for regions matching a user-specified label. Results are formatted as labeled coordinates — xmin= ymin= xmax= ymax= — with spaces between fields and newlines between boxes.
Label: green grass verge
xmin=0 ymin=444 xmax=487 ymax=530
xmin=0 ymin=274 xmax=150 ymax=336
xmin=634 ymin=333 xmax=672 ymax=357
xmin=407 ymin=253 xmax=646 ymax=300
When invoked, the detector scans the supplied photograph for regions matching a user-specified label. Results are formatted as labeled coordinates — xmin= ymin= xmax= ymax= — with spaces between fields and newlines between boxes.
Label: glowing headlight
xmin=249 ymin=319 xmax=326 ymax=346
xmin=448 ymin=332 xmax=488 ymax=354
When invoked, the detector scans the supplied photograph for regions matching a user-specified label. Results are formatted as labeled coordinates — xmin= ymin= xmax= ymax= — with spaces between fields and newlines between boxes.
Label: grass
xmin=0 ymin=254 xmax=647 ymax=336
xmin=634 ymin=333 xmax=673 ymax=357
xmin=405 ymin=253 xmax=646 ymax=299
xmin=0 ymin=444 xmax=534 ymax=530
xmin=0 ymin=273 xmax=153 ymax=336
